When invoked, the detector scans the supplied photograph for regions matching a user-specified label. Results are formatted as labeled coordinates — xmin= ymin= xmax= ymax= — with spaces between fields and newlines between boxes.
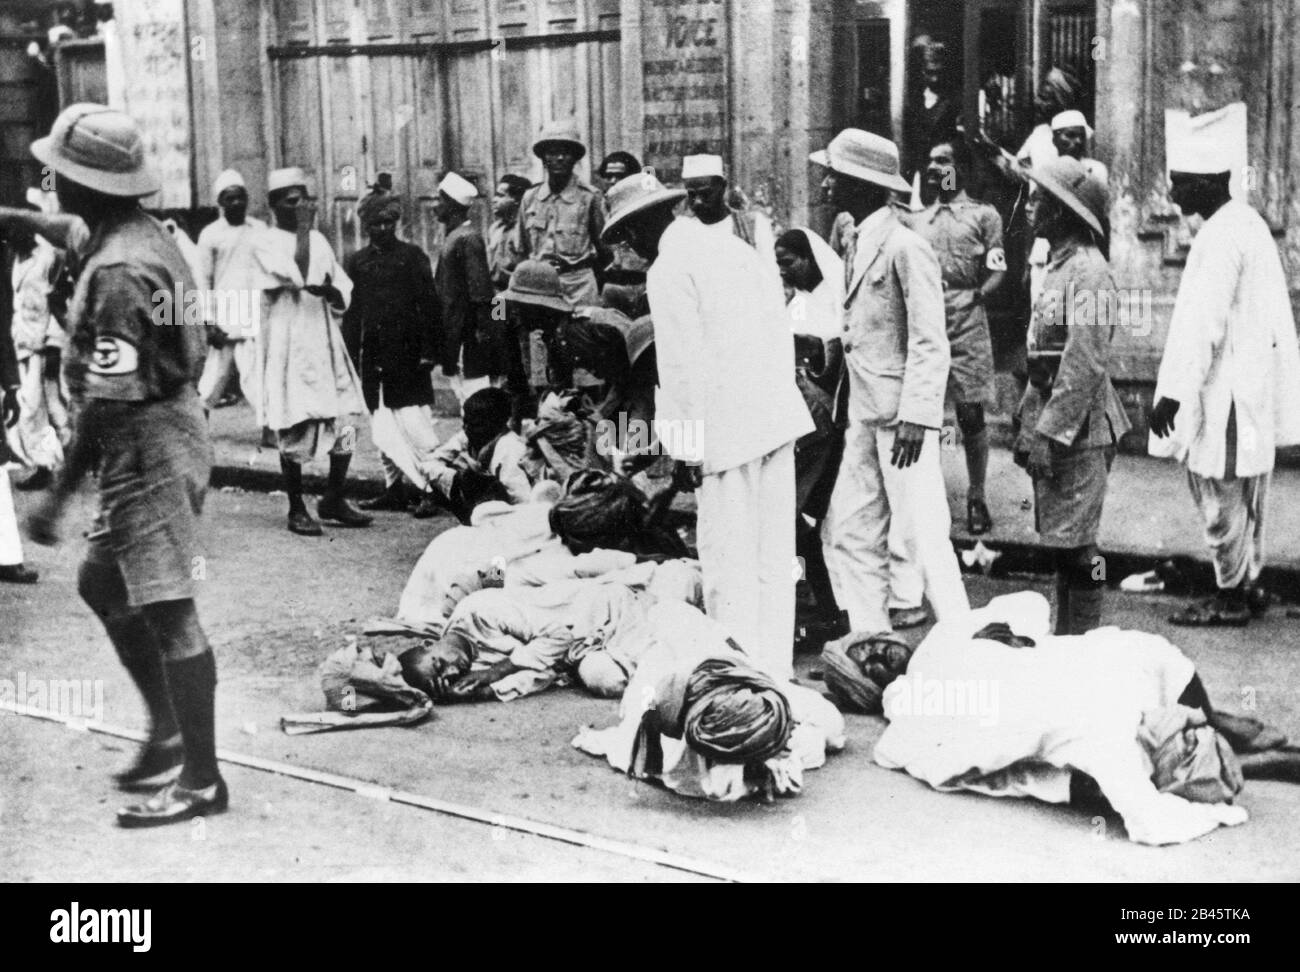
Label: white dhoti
xmin=695 ymin=442 xmax=797 ymax=681
xmin=10 ymin=354 xmax=68 ymax=470
xmin=1187 ymin=470 xmax=1269 ymax=589
xmin=198 ymin=338 xmax=261 ymax=414
xmin=0 ymin=467 xmax=24 ymax=567
xmin=370 ymin=389 xmax=443 ymax=491
xmin=823 ymin=423 xmax=968 ymax=632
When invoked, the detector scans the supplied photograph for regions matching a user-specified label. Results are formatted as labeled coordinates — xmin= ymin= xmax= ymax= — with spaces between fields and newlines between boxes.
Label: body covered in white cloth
xmin=874 ymin=592 xmax=1248 ymax=845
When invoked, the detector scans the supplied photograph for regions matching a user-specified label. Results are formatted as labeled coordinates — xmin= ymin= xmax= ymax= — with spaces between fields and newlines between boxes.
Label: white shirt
xmin=1151 ymin=199 xmax=1300 ymax=478
xmin=647 ymin=217 xmax=814 ymax=474
xmin=195 ymin=215 xmax=269 ymax=338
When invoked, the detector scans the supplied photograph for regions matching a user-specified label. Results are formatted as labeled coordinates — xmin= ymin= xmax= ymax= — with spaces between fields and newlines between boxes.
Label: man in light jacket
xmin=601 ymin=173 xmax=813 ymax=681
xmin=1151 ymin=115 xmax=1300 ymax=627
xmin=810 ymin=130 xmax=969 ymax=635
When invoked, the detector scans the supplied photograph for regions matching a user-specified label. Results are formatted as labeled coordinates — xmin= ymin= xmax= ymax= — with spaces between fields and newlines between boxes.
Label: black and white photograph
xmin=0 ymin=0 xmax=1296 ymax=912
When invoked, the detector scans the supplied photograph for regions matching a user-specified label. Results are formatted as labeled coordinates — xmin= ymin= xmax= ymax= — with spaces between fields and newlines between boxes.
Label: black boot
xmin=317 ymin=453 xmax=372 ymax=527
xmin=359 ymin=482 xmax=410 ymax=512
xmin=105 ymin=614 xmax=184 ymax=791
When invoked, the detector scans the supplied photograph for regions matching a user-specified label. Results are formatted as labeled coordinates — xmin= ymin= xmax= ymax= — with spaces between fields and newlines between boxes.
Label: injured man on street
xmin=573 ymin=601 xmax=845 ymax=802
xmin=871 ymin=591 xmax=1298 ymax=846
xmin=398 ymin=561 xmax=702 ymax=703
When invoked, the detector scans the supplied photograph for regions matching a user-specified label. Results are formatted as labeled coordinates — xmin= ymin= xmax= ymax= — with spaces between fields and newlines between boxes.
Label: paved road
xmin=3 ymin=486 xmax=1299 ymax=882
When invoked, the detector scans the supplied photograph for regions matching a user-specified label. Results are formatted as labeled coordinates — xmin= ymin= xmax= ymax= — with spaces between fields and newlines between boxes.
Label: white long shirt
xmin=195 ymin=216 xmax=268 ymax=339
xmin=647 ymin=217 xmax=813 ymax=474
xmin=1150 ymin=199 xmax=1300 ymax=478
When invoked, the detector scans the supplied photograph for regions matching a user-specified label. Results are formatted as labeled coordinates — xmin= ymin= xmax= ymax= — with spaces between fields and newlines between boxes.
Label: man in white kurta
xmin=1151 ymin=125 xmax=1300 ymax=626
xmin=258 ymin=167 xmax=371 ymax=535
xmin=604 ymin=175 xmax=813 ymax=681
xmin=196 ymin=169 xmax=267 ymax=415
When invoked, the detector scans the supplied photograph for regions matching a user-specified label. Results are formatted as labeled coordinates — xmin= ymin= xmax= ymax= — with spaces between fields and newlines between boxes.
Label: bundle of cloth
xmin=397 ymin=564 xmax=701 ymax=703
xmin=574 ymin=601 xmax=845 ymax=802
xmin=872 ymin=591 xmax=1268 ymax=845
xmin=523 ymin=390 xmax=603 ymax=483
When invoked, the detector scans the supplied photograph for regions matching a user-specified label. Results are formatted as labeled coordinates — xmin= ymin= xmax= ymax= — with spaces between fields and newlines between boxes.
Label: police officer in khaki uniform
xmin=515 ymin=121 xmax=607 ymax=308
xmin=903 ymin=137 xmax=1006 ymax=535
xmin=25 ymin=104 xmax=227 ymax=826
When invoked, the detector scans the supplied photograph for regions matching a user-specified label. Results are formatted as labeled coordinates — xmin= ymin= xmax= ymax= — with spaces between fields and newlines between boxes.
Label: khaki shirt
xmin=516 ymin=174 xmax=606 ymax=268
xmin=907 ymin=191 xmax=1005 ymax=292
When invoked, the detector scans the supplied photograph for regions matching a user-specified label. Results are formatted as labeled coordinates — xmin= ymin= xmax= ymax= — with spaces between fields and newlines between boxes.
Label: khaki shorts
xmin=85 ymin=394 xmax=213 ymax=608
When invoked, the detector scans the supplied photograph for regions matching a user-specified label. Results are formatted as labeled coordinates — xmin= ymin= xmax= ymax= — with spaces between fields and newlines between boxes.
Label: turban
xmin=679 ymin=659 xmax=793 ymax=763
xmin=358 ymin=191 xmax=402 ymax=225
xmin=820 ymin=631 xmax=912 ymax=715
xmin=548 ymin=474 xmax=648 ymax=553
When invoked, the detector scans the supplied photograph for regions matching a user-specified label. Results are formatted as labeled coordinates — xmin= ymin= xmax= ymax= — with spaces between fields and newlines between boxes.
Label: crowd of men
xmin=2 ymin=84 xmax=1299 ymax=828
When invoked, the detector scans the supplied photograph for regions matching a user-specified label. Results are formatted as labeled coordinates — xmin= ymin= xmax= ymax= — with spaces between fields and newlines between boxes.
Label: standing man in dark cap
xmin=515 ymin=120 xmax=607 ymax=309
xmin=23 ymin=103 xmax=225 ymax=825
xmin=343 ymin=186 xmax=443 ymax=518
xmin=1014 ymin=156 xmax=1129 ymax=635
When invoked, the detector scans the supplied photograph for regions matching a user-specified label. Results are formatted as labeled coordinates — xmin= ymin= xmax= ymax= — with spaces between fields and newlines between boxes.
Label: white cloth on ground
xmin=823 ymin=424 xmax=968 ymax=631
xmin=572 ymin=601 xmax=846 ymax=800
xmin=873 ymin=592 xmax=1248 ymax=846
xmin=696 ymin=441 xmax=798 ymax=681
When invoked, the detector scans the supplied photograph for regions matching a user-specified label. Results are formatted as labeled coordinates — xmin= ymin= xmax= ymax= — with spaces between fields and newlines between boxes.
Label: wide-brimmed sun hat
xmin=30 ymin=103 xmax=160 ymax=198
xmin=503 ymin=260 xmax=571 ymax=313
xmin=600 ymin=172 xmax=686 ymax=244
xmin=809 ymin=129 xmax=911 ymax=194
xmin=1025 ymin=155 xmax=1108 ymax=239
xmin=533 ymin=120 xmax=587 ymax=161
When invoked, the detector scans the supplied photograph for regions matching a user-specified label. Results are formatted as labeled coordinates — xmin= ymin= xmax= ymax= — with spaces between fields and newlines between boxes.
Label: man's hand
xmin=1 ymin=386 xmax=19 ymax=428
xmin=24 ymin=493 xmax=65 ymax=546
xmin=447 ymin=661 xmax=517 ymax=701
xmin=1026 ymin=432 xmax=1054 ymax=481
xmin=1150 ymin=397 xmax=1180 ymax=439
xmin=304 ymin=273 xmax=343 ymax=307
xmin=672 ymin=460 xmax=703 ymax=492
xmin=205 ymin=324 xmax=228 ymax=349
xmin=890 ymin=421 xmax=926 ymax=468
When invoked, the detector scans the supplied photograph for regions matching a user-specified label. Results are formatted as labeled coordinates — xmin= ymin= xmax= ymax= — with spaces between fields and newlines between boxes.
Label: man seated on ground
xmin=873 ymin=591 xmax=1296 ymax=845
xmin=572 ymin=600 xmax=845 ymax=802
xmin=427 ymin=387 xmax=532 ymax=519
xmin=400 ymin=561 xmax=702 ymax=703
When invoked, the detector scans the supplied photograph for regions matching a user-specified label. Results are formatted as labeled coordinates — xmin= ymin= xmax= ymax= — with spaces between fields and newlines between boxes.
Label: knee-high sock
xmin=964 ymin=428 xmax=989 ymax=502
xmin=144 ymin=599 xmax=219 ymax=789
xmin=325 ymin=452 xmax=351 ymax=500
xmin=280 ymin=454 xmax=306 ymax=513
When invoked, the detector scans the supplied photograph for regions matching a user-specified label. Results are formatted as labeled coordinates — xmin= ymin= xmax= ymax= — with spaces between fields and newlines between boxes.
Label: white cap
xmin=1166 ymin=102 xmax=1246 ymax=176
xmin=438 ymin=171 xmax=479 ymax=207
xmin=681 ymin=154 xmax=725 ymax=180
xmin=267 ymin=166 xmax=308 ymax=193
xmin=1050 ymin=110 xmax=1092 ymax=135
xmin=213 ymin=168 xmax=245 ymax=200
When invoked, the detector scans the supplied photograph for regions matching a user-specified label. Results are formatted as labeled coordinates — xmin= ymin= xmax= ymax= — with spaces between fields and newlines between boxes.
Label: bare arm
xmin=0 ymin=208 xmax=84 ymax=249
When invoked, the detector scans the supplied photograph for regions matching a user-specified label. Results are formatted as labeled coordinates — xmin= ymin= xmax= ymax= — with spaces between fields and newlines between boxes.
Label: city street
xmin=4 ymin=484 xmax=1298 ymax=883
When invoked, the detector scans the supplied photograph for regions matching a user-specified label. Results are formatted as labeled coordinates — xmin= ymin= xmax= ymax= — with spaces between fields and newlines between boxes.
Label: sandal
xmin=966 ymin=497 xmax=992 ymax=535
xmin=1168 ymin=597 xmax=1250 ymax=627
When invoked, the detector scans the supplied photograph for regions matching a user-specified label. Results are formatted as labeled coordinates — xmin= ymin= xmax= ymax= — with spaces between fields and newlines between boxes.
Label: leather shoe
xmin=317 ymin=495 xmax=373 ymax=527
xmin=117 ymin=778 xmax=229 ymax=828
xmin=114 ymin=737 xmax=185 ymax=792
xmin=359 ymin=488 xmax=409 ymax=512
xmin=966 ymin=497 xmax=992 ymax=535
xmin=0 ymin=563 xmax=39 ymax=584
xmin=287 ymin=509 xmax=323 ymax=536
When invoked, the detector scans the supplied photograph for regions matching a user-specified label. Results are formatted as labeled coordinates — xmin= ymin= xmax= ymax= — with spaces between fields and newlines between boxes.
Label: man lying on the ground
xmin=399 ymin=564 xmax=701 ymax=702
xmin=872 ymin=591 xmax=1295 ymax=845
xmin=573 ymin=601 xmax=845 ymax=802
xmin=427 ymin=387 xmax=533 ymax=519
